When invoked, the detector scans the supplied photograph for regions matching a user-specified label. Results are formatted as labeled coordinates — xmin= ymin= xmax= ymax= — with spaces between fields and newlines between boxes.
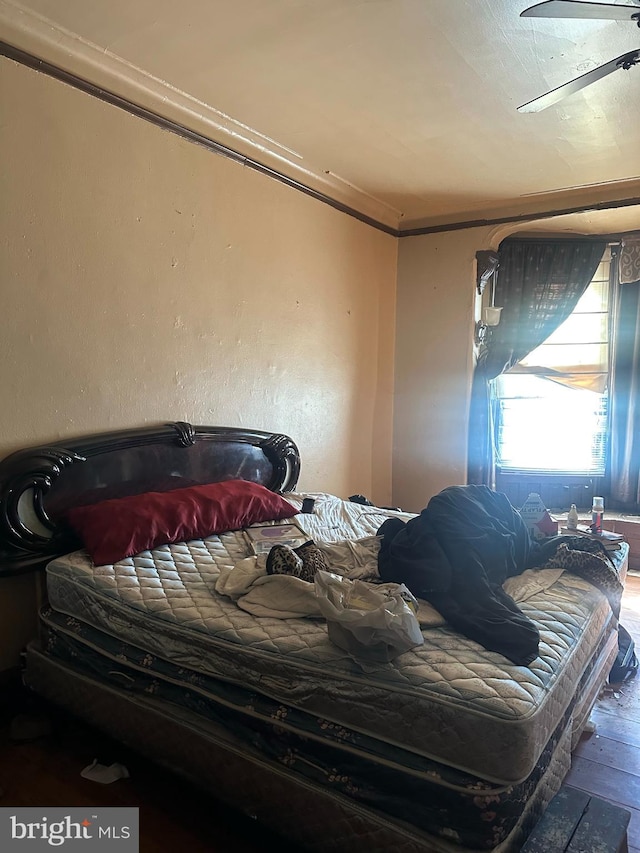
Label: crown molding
xmin=0 ymin=0 xmax=400 ymax=234
xmin=399 ymin=194 xmax=640 ymax=236
xmin=2 ymin=0 xmax=638 ymax=240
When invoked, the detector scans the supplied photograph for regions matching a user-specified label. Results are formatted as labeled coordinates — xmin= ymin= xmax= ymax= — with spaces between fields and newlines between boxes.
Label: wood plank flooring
xmin=565 ymin=572 xmax=640 ymax=853
xmin=2 ymin=575 xmax=640 ymax=852
xmin=0 ymin=694 xmax=294 ymax=852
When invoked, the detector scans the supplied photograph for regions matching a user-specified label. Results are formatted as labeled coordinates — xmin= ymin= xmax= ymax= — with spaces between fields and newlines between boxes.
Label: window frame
xmin=493 ymin=247 xmax=616 ymax=507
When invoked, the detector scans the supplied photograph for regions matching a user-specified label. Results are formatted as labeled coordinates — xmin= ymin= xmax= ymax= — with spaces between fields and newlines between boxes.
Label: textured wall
xmin=394 ymin=228 xmax=491 ymax=512
xmin=0 ymin=58 xmax=397 ymax=669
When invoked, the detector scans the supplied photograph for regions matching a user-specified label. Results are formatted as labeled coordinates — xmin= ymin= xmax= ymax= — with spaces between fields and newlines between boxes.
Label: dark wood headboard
xmin=0 ymin=422 xmax=300 ymax=577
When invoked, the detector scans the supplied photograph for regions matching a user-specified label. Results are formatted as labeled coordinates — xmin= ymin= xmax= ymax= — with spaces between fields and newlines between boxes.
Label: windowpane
xmin=494 ymin=247 xmax=611 ymax=476
xmin=539 ymin=312 xmax=608 ymax=347
xmin=496 ymin=374 xmax=607 ymax=474
xmin=573 ymin=279 xmax=609 ymax=313
xmin=518 ymin=342 xmax=608 ymax=372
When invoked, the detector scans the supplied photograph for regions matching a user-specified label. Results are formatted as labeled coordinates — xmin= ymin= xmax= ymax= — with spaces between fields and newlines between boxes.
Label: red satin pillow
xmin=66 ymin=479 xmax=298 ymax=566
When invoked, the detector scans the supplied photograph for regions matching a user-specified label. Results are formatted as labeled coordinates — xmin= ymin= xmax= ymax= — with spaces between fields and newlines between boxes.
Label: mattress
xmin=24 ymin=643 xmax=577 ymax=853
xmin=34 ymin=603 xmax=615 ymax=850
xmin=43 ymin=491 xmax=625 ymax=785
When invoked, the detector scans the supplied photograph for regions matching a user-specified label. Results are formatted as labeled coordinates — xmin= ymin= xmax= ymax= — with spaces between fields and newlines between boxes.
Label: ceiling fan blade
xmin=517 ymin=49 xmax=640 ymax=111
xmin=521 ymin=1 xmax=640 ymax=21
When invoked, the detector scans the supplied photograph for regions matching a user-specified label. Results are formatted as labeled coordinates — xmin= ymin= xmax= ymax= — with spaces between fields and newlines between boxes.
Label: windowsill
xmin=499 ymin=470 xmax=605 ymax=477
xmin=554 ymin=512 xmax=640 ymax=525
xmin=555 ymin=512 xmax=640 ymax=572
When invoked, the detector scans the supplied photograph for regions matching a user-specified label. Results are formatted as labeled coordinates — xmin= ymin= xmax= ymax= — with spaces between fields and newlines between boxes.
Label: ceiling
xmin=2 ymin=0 xmax=640 ymax=232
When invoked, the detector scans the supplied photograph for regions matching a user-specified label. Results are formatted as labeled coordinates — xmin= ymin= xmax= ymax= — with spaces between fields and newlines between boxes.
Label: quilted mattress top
xmin=44 ymin=492 xmax=619 ymax=784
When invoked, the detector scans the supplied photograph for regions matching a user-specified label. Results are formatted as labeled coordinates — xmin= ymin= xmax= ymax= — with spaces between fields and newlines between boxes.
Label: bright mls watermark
xmin=1 ymin=808 xmax=138 ymax=850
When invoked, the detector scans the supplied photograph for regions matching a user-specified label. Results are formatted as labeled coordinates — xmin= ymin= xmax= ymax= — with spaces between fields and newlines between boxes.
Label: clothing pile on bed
xmin=216 ymin=483 xmax=622 ymax=666
xmin=376 ymin=484 xmax=623 ymax=665
xmin=35 ymin=484 xmax=627 ymax=850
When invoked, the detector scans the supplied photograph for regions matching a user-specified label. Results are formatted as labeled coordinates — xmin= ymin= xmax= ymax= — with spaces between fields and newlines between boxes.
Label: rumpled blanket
xmin=216 ymin=557 xmax=320 ymax=618
xmin=377 ymin=484 xmax=623 ymax=666
xmin=215 ymin=536 xmax=382 ymax=618
xmin=535 ymin=538 xmax=623 ymax=619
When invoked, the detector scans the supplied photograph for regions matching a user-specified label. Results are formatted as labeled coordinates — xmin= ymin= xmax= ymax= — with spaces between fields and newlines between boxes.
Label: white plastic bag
xmin=314 ymin=570 xmax=424 ymax=663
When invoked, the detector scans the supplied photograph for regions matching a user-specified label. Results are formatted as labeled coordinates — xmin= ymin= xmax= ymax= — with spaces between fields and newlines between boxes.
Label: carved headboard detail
xmin=0 ymin=422 xmax=300 ymax=576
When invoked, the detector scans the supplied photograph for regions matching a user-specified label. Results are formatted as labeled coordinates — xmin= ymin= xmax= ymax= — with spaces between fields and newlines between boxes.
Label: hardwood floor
xmin=0 ymin=695 xmax=295 ymax=852
xmin=2 ymin=576 xmax=639 ymax=852
xmin=565 ymin=572 xmax=640 ymax=853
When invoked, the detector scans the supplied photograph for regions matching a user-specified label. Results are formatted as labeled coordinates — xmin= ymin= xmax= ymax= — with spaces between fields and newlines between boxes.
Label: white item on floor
xmin=80 ymin=758 xmax=130 ymax=784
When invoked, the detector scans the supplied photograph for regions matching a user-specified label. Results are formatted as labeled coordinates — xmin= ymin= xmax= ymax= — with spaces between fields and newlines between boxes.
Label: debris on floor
xmin=80 ymin=758 xmax=130 ymax=784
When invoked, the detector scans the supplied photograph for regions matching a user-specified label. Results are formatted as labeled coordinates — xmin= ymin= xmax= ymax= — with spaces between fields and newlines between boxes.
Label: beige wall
xmin=393 ymin=227 xmax=493 ymax=512
xmin=0 ymin=58 xmax=397 ymax=669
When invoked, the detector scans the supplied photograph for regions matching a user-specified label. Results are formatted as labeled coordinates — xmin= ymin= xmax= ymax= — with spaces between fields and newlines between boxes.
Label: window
xmin=494 ymin=249 xmax=612 ymax=476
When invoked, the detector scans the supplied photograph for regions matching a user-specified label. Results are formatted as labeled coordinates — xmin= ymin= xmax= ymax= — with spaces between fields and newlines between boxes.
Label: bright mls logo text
xmin=10 ymin=815 xmax=130 ymax=845
xmin=2 ymin=807 xmax=139 ymax=850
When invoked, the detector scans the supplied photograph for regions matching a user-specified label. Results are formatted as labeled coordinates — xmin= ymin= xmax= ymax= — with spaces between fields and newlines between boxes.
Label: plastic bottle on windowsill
xmin=567 ymin=504 xmax=579 ymax=530
xmin=591 ymin=496 xmax=604 ymax=535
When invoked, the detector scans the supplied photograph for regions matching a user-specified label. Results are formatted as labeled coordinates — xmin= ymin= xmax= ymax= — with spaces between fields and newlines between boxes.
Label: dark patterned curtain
xmin=609 ymin=268 xmax=640 ymax=509
xmin=467 ymin=238 xmax=606 ymax=486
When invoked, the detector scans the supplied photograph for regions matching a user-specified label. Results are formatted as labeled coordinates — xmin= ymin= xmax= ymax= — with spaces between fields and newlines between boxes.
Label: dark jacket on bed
xmin=377 ymin=484 xmax=545 ymax=666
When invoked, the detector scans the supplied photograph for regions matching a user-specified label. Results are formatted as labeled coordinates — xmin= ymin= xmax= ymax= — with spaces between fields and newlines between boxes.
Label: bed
xmin=0 ymin=422 xmax=628 ymax=853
